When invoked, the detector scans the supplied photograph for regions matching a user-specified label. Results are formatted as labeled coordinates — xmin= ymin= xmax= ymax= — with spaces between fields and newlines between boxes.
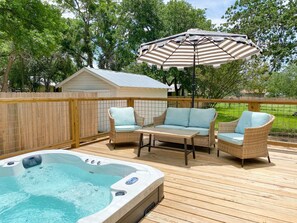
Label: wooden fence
xmin=0 ymin=93 xmax=99 ymax=156
xmin=1 ymin=94 xmax=297 ymax=158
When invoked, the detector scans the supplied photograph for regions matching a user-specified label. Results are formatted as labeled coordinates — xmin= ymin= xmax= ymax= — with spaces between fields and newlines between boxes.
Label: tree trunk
xmin=1 ymin=54 xmax=15 ymax=92
xmin=174 ymin=77 xmax=179 ymax=96
xmin=181 ymin=87 xmax=185 ymax=96
xmin=84 ymin=23 xmax=93 ymax=68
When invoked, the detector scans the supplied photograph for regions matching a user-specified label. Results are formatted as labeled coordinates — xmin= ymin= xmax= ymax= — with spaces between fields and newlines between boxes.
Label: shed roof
xmin=56 ymin=67 xmax=169 ymax=89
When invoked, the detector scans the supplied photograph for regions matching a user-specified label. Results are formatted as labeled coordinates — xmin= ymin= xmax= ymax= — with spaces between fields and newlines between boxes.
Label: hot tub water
xmin=0 ymin=163 xmax=121 ymax=223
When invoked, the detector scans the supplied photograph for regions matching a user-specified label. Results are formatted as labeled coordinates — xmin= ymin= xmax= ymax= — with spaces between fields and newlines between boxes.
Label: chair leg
xmin=267 ymin=156 xmax=271 ymax=163
xmin=241 ymin=159 xmax=244 ymax=167
xmin=217 ymin=149 xmax=219 ymax=157
xmin=109 ymin=139 xmax=111 ymax=143
xmin=208 ymin=147 xmax=211 ymax=154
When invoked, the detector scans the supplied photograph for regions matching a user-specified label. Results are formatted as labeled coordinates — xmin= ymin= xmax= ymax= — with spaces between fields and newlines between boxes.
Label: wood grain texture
xmin=74 ymin=141 xmax=297 ymax=223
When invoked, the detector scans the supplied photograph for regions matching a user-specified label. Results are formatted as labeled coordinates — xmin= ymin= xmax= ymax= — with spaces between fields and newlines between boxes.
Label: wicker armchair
xmin=217 ymin=112 xmax=275 ymax=167
xmin=108 ymin=108 xmax=144 ymax=148
xmin=153 ymin=109 xmax=218 ymax=153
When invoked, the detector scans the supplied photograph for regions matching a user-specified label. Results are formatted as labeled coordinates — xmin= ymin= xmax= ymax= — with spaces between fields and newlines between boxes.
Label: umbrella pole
xmin=191 ymin=45 xmax=196 ymax=108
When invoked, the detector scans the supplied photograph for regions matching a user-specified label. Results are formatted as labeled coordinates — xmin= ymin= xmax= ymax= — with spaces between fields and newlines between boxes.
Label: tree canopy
xmin=267 ymin=64 xmax=297 ymax=98
xmin=223 ymin=0 xmax=297 ymax=71
xmin=0 ymin=0 xmax=296 ymax=98
xmin=0 ymin=0 xmax=64 ymax=91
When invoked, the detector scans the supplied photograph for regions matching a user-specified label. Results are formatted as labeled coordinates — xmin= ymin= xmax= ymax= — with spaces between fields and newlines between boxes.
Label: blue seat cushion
xmin=186 ymin=127 xmax=209 ymax=136
xmin=235 ymin=111 xmax=270 ymax=134
xmin=155 ymin=125 xmax=186 ymax=130
xmin=110 ymin=107 xmax=136 ymax=126
xmin=188 ymin=108 xmax=216 ymax=128
xmin=164 ymin=107 xmax=191 ymax=126
xmin=115 ymin=125 xmax=141 ymax=132
xmin=218 ymin=133 xmax=244 ymax=145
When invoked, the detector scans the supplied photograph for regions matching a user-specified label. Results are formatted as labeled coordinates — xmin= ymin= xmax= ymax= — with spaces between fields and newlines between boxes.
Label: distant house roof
xmin=56 ymin=67 xmax=169 ymax=89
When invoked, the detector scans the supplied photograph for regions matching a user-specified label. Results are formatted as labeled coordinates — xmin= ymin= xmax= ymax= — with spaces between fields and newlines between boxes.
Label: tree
xmin=162 ymin=0 xmax=213 ymax=96
xmin=61 ymin=19 xmax=88 ymax=69
xmin=58 ymin=0 xmax=127 ymax=70
xmin=152 ymin=0 xmax=213 ymax=96
xmin=195 ymin=61 xmax=245 ymax=99
xmin=161 ymin=0 xmax=212 ymax=36
xmin=9 ymin=52 xmax=76 ymax=92
xmin=223 ymin=0 xmax=297 ymax=71
xmin=0 ymin=0 xmax=64 ymax=91
xmin=119 ymin=0 xmax=164 ymax=53
xmin=57 ymin=0 xmax=97 ymax=68
xmin=240 ymin=58 xmax=270 ymax=96
xmin=95 ymin=0 xmax=121 ymax=70
xmin=267 ymin=64 xmax=297 ymax=98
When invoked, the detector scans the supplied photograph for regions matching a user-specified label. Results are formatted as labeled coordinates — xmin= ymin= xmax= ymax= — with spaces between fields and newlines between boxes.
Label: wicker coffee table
xmin=135 ymin=127 xmax=199 ymax=165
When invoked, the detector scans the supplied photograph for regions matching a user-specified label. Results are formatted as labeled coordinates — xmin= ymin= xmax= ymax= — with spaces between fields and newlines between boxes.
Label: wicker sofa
xmin=217 ymin=111 xmax=275 ymax=167
xmin=108 ymin=107 xmax=144 ymax=148
xmin=153 ymin=107 xmax=217 ymax=153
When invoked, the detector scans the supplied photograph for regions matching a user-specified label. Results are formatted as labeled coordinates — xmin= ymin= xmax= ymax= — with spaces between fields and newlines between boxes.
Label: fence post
xmin=69 ymin=99 xmax=80 ymax=148
xmin=248 ymin=102 xmax=260 ymax=112
xmin=127 ymin=98 xmax=135 ymax=107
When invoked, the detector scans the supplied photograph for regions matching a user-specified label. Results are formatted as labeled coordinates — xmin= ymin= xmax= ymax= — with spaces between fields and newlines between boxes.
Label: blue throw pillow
xmin=235 ymin=111 xmax=270 ymax=134
xmin=110 ymin=107 xmax=136 ymax=126
xmin=188 ymin=108 xmax=216 ymax=128
xmin=164 ymin=107 xmax=191 ymax=126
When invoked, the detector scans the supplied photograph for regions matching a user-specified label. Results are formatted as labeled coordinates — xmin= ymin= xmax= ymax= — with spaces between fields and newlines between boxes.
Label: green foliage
xmin=61 ymin=19 xmax=87 ymax=68
xmin=223 ymin=0 xmax=297 ymax=71
xmin=57 ymin=0 xmax=97 ymax=67
xmin=0 ymin=0 xmax=65 ymax=91
xmin=119 ymin=0 xmax=164 ymax=52
xmin=157 ymin=0 xmax=213 ymax=96
xmin=95 ymin=0 xmax=132 ymax=70
xmin=267 ymin=63 xmax=297 ymax=98
xmin=242 ymin=58 xmax=270 ymax=95
xmin=195 ymin=61 xmax=245 ymax=98
xmin=0 ymin=0 xmax=63 ymax=56
xmin=161 ymin=0 xmax=212 ymax=36
xmin=3 ymin=0 xmax=295 ymax=97
xmin=9 ymin=52 xmax=76 ymax=92
xmin=116 ymin=0 xmax=213 ymax=92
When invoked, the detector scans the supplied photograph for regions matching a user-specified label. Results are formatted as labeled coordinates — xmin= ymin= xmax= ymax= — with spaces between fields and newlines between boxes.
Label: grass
xmin=214 ymin=103 xmax=297 ymax=134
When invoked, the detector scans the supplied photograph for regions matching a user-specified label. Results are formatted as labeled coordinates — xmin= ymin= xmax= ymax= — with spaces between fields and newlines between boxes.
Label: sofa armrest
xmin=218 ymin=119 xmax=239 ymax=133
xmin=153 ymin=111 xmax=166 ymax=126
xmin=135 ymin=111 xmax=145 ymax=127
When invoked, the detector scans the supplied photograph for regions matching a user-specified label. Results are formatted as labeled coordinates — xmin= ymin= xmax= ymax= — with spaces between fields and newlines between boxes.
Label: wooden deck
xmin=73 ymin=140 xmax=297 ymax=223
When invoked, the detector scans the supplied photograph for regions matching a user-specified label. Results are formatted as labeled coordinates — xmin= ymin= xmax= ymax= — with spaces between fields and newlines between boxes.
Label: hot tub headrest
xmin=22 ymin=155 xmax=42 ymax=169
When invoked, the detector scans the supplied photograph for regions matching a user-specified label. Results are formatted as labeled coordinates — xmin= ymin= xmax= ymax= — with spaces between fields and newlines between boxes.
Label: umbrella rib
xmin=203 ymin=36 xmax=237 ymax=60
xmin=161 ymin=39 xmax=188 ymax=67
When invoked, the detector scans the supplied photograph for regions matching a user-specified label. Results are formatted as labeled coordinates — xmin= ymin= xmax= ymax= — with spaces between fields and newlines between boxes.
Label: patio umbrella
xmin=137 ymin=29 xmax=261 ymax=107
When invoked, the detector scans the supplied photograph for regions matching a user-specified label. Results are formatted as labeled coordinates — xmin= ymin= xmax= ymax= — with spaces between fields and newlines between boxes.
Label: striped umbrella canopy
xmin=137 ymin=29 xmax=261 ymax=107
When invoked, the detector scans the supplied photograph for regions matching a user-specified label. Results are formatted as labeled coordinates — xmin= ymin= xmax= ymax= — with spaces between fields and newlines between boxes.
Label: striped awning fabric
xmin=137 ymin=29 xmax=261 ymax=70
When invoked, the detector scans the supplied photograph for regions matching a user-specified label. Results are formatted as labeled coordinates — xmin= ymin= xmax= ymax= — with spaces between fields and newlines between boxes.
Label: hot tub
xmin=0 ymin=150 xmax=164 ymax=223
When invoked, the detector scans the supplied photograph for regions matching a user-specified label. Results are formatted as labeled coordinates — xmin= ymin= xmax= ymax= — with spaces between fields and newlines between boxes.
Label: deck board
xmin=73 ymin=140 xmax=297 ymax=223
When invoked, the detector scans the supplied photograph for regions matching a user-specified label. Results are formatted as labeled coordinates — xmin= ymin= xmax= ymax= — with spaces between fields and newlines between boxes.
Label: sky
xmin=164 ymin=0 xmax=236 ymax=26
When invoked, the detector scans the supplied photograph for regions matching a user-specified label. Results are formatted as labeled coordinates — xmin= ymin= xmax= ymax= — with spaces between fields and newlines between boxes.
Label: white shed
xmin=56 ymin=67 xmax=169 ymax=130
xmin=56 ymin=67 xmax=168 ymax=98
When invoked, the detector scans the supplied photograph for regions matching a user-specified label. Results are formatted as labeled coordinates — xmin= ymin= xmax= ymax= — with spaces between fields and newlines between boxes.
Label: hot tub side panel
xmin=116 ymin=183 xmax=164 ymax=223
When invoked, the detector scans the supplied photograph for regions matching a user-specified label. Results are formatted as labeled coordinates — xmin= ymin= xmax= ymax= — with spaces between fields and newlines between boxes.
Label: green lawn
xmin=215 ymin=103 xmax=297 ymax=134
